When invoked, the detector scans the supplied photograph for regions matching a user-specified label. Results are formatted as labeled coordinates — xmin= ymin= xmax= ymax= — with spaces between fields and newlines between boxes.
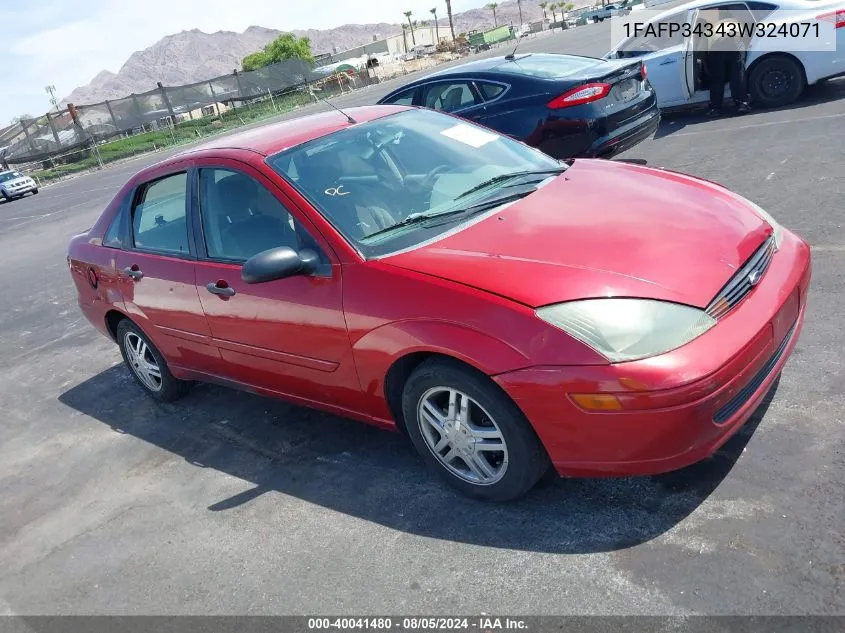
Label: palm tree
xmin=516 ymin=0 xmax=524 ymax=25
xmin=549 ymin=2 xmax=557 ymax=23
xmin=430 ymin=7 xmax=440 ymax=44
xmin=445 ymin=0 xmax=456 ymax=41
xmin=401 ymin=23 xmax=409 ymax=53
xmin=404 ymin=10 xmax=416 ymax=45
xmin=539 ymin=1 xmax=548 ymax=21
xmin=487 ymin=2 xmax=499 ymax=27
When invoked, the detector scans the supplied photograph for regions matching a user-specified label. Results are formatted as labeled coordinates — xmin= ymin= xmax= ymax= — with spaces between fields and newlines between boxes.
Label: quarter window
xmin=478 ymin=82 xmax=506 ymax=101
xmin=131 ymin=172 xmax=189 ymax=255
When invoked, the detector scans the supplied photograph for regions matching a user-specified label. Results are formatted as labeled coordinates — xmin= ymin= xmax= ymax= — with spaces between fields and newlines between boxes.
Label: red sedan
xmin=68 ymin=105 xmax=811 ymax=501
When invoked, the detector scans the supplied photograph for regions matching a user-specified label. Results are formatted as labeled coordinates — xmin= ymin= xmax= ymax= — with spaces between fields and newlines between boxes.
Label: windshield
xmin=0 ymin=171 xmax=24 ymax=183
xmin=267 ymin=108 xmax=563 ymax=258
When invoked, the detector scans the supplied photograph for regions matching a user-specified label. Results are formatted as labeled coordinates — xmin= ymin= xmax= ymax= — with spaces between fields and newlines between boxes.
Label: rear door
xmin=113 ymin=166 xmax=218 ymax=371
xmin=191 ymin=159 xmax=352 ymax=402
xmin=621 ymin=10 xmax=696 ymax=106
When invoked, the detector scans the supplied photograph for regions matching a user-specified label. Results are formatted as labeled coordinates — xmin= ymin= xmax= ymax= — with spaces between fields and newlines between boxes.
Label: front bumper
xmin=493 ymin=229 xmax=812 ymax=477
xmin=4 ymin=183 xmax=36 ymax=196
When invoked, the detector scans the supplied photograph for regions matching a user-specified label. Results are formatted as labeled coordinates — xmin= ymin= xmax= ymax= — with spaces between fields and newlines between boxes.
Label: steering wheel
xmin=416 ymin=164 xmax=451 ymax=193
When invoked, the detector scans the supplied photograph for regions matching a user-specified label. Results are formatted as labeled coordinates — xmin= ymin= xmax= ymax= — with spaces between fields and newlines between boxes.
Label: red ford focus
xmin=68 ymin=105 xmax=811 ymax=501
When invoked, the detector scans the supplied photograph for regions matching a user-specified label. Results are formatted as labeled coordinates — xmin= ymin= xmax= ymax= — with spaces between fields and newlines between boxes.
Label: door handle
xmin=659 ymin=58 xmax=678 ymax=66
xmin=206 ymin=281 xmax=236 ymax=297
xmin=123 ymin=266 xmax=143 ymax=280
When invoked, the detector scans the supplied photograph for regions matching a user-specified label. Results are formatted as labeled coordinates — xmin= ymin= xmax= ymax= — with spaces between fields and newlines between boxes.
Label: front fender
xmin=351 ymin=319 xmax=533 ymax=398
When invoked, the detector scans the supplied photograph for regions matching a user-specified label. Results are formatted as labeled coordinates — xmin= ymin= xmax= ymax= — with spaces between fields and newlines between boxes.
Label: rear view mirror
xmin=241 ymin=247 xmax=319 ymax=284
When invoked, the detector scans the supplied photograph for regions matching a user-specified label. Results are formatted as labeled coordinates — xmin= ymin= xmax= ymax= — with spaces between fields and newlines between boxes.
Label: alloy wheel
xmin=417 ymin=387 xmax=509 ymax=485
xmin=124 ymin=331 xmax=163 ymax=392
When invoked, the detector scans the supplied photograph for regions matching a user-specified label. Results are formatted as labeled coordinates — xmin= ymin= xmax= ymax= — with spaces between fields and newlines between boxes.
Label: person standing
xmin=705 ymin=13 xmax=752 ymax=116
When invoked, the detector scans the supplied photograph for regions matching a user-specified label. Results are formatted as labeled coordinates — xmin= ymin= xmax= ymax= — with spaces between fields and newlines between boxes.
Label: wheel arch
xmin=104 ymin=308 xmax=129 ymax=341
xmin=352 ymin=319 xmax=534 ymax=433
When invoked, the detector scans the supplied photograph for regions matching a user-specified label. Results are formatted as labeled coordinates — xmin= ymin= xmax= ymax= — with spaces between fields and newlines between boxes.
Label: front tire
xmin=748 ymin=55 xmax=805 ymax=108
xmin=31 ymin=188 xmax=38 ymax=195
xmin=116 ymin=319 xmax=188 ymax=402
xmin=402 ymin=358 xmax=550 ymax=501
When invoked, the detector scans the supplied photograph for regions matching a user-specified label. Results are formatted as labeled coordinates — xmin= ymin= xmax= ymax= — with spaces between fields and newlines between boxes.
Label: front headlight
xmin=536 ymin=298 xmax=716 ymax=363
xmin=741 ymin=197 xmax=783 ymax=248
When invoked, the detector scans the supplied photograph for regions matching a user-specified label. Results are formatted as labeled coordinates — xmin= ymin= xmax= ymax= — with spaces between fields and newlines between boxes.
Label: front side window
xmin=422 ymin=82 xmax=480 ymax=112
xmin=267 ymin=108 xmax=563 ymax=258
xmin=383 ymin=88 xmax=416 ymax=105
xmin=131 ymin=172 xmax=189 ymax=255
xmin=198 ymin=168 xmax=328 ymax=270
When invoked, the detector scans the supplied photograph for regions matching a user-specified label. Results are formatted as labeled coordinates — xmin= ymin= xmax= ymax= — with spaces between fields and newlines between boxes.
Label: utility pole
xmin=45 ymin=84 xmax=59 ymax=112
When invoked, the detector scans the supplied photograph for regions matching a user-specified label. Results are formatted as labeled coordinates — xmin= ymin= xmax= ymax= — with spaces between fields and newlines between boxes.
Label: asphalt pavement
xmin=0 ymin=18 xmax=843 ymax=616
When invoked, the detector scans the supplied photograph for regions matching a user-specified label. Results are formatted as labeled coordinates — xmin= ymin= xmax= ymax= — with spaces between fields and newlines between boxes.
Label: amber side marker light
xmin=570 ymin=393 xmax=624 ymax=411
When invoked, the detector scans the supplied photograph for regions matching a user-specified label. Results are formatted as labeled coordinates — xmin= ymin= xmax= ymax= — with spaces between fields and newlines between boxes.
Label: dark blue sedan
xmin=377 ymin=53 xmax=661 ymax=159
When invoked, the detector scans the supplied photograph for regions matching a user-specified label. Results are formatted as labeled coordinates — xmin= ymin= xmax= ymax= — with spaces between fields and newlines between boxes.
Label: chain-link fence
xmin=0 ymin=58 xmax=327 ymax=168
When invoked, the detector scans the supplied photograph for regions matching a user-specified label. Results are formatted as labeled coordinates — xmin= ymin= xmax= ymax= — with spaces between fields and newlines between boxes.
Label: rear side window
xmin=421 ymin=82 xmax=480 ymax=112
xmin=497 ymin=56 xmax=601 ymax=79
xmin=383 ymin=88 xmax=416 ymax=105
xmin=131 ymin=172 xmax=189 ymax=255
xmin=478 ymin=82 xmax=506 ymax=100
xmin=103 ymin=209 xmax=125 ymax=248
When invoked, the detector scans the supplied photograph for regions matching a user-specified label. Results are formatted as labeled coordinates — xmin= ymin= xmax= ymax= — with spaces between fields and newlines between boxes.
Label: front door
xmin=191 ymin=161 xmax=352 ymax=404
xmin=113 ymin=167 xmax=217 ymax=372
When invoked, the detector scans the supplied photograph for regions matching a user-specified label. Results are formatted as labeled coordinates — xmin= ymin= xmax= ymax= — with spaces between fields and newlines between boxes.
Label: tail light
xmin=817 ymin=9 xmax=845 ymax=28
xmin=548 ymin=83 xmax=612 ymax=108
xmin=641 ymin=62 xmax=647 ymax=81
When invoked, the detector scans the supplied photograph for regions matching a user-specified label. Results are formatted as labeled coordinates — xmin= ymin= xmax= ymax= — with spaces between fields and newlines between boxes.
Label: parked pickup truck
xmin=582 ymin=3 xmax=629 ymax=22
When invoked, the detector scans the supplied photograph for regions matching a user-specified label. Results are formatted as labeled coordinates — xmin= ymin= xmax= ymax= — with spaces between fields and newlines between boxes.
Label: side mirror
xmin=241 ymin=247 xmax=319 ymax=284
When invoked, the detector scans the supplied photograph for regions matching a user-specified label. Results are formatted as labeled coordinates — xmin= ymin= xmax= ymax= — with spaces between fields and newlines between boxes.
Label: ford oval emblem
xmin=748 ymin=270 xmax=763 ymax=286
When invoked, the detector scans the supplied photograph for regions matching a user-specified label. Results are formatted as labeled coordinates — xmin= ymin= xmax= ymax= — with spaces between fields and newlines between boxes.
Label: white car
xmin=0 ymin=170 xmax=38 ymax=201
xmin=605 ymin=0 xmax=845 ymax=108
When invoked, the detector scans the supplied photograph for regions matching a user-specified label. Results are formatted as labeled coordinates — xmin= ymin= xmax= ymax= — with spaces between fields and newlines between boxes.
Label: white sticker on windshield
xmin=440 ymin=123 xmax=500 ymax=148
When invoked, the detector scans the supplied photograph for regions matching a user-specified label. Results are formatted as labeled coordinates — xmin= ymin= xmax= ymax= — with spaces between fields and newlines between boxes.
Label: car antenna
xmin=311 ymin=85 xmax=357 ymax=124
xmin=504 ymin=29 xmax=526 ymax=61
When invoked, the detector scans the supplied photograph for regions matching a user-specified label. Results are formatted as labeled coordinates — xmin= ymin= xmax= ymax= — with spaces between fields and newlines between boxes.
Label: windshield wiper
xmin=363 ymin=189 xmax=534 ymax=242
xmin=454 ymin=166 xmax=568 ymax=200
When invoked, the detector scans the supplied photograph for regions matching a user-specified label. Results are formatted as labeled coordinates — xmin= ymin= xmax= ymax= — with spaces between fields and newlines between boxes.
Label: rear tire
xmin=116 ymin=319 xmax=188 ymax=403
xmin=748 ymin=55 xmax=805 ymax=108
xmin=402 ymin=358 xmax=550 ymax=501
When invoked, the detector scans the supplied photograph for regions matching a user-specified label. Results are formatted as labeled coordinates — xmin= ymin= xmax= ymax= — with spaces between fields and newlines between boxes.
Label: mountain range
xmin=62 ymin=0 xmax=588 ymax=106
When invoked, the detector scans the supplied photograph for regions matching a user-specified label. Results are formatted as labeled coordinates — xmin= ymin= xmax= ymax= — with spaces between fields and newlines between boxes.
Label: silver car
xmin=0 ymin=170 xmax=38 ymax=201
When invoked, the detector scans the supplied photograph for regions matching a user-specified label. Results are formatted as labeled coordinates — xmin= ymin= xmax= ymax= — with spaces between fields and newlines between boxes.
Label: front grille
xmin=706 ymin=236 xmax=776 ymax=319
xmin=713 ymin=321 xmax=795 ymax=424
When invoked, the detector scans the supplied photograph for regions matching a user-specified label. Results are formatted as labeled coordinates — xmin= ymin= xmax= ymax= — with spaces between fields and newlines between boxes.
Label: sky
xmin=0 ymin=0 xmax=489 ymax=125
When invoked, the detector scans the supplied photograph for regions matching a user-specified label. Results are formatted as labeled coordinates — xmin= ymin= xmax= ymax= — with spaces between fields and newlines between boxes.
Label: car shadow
xmin=58 ymin=364 xmax=779 ymax=554
xmin=653 ymin=78 xmax=845 ymax=140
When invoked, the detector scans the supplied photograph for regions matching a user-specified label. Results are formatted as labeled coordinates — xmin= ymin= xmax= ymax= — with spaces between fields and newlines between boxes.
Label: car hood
xmin=382 ymin=159 xmax=772 ymax=308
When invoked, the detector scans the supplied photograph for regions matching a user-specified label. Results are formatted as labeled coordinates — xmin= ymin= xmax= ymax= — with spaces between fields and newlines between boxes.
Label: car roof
xmin=397 ymin=53 xmax=603 ymax=84
xmin=651 ymin=0 xmax=793 ymax=15
xmin=171 ymin=104 xmax=409 ymax=159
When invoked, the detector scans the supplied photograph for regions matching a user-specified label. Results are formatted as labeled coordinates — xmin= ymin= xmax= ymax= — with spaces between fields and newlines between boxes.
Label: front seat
xmin=214 ymin=173 xmax=297 ymax=260
xmin=295 ymin=152 xmax=396 ymax=240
